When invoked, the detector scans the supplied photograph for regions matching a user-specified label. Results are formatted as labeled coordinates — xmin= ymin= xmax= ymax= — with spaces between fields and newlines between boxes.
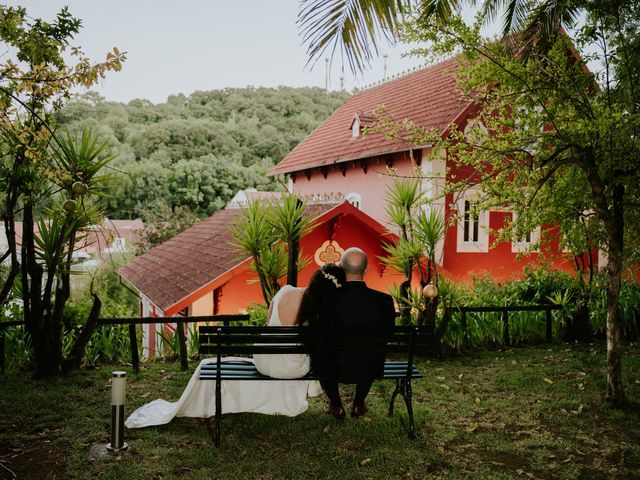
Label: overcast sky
xmin=7 ymin=1 xmax=430 ymax=104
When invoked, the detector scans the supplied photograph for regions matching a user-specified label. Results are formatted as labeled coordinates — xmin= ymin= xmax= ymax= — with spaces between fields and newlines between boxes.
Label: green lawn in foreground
xmin=1 ymin=342 xmax=638 ymax=479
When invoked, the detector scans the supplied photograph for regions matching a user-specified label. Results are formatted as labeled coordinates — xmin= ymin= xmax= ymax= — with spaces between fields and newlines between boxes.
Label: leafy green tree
xmin=0 ymin=6 xmax=124 ymax=377
xmin=298 ymin=0 xmax=637 ymax=407
xmin=372 ymin=5 xmax=639 ymax=405
xmin=56 ymin=87 xmax=349 ymax=219
xmin=270 ymin=194 xmax=313 ymax=287
xmin=231 ymin=194 xmax=312 ymax=305
xmin=231 ymin=198 xmax=280 ymax=304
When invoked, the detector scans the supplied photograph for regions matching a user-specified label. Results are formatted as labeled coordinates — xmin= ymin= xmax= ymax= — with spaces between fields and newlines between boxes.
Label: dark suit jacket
xmin=333 ymin=281 xmax=396 ymax=383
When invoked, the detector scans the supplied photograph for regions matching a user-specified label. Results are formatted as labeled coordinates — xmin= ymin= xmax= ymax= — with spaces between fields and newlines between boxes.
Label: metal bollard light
xmin=107 ymin=371 xmax=128 ymax=452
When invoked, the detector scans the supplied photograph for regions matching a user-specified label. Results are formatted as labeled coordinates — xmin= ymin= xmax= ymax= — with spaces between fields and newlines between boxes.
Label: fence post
xmin=177 ymin=320 xmax=188 ymax=371
xmin=128 ymin=323 xmax=139 ymax=373
xmin=461 ymin=310 xmax=468 ymax=347
xmin=545 ymin=307 xmax=552 ymax=342
xmin=502 ymin=310 xmax=510 ymax=345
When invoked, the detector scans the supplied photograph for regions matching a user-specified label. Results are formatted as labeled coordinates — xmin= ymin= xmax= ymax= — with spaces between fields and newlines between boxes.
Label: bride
xmin=125 ymin=264 xmax=346 ymax=428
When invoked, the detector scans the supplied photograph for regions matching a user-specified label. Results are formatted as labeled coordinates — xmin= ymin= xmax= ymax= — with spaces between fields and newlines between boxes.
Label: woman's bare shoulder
xmin=277 ymin=287 xmax=305 ymax=325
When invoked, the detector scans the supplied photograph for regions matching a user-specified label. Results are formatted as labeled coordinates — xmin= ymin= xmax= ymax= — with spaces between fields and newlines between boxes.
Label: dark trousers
xmin=320 ymin=378 xmax=373 ymax=408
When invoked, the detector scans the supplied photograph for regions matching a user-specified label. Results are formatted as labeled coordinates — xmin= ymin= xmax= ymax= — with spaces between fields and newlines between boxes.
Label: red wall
xmin=441 ymin=191 xmax=585 ymax=283
xmin=213 ymin=211 xmax=405 ymax=314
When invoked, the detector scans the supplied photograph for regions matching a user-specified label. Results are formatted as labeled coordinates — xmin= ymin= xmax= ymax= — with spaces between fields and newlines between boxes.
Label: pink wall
xmin=292 ymin=152 xmax=416 ymax=226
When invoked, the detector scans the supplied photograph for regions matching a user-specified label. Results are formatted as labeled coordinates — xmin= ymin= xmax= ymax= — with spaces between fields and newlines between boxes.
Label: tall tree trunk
xmin=22 ymin=201 xmax=59 ymax=377
xmin=0 ymin=212 xmax=20 ymax=306
xmin=585 ymin=160 xmax=626 ymax=406
xmin=253 ymin=254 xmax=272 ymax=306
xmin=604 ymin=184 xmax=626 ymax=406
xmin=399 ymin=279 xmax=412 ymax=325
xmin=286 ymin=199 xmax=304 ymax=287
xmin=287 ymin=236 xmax=299 ymax=287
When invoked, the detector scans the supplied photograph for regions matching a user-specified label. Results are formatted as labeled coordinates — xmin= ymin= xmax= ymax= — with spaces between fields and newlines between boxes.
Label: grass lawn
xmin=1 ymin=342 xmax=639 ymax=479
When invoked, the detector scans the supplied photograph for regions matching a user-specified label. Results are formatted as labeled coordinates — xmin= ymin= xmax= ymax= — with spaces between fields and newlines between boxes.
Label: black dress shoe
xmin=323 ymin=404 xmax=346 ymax=419
xmin=351 ymin=404 xmax=367 ymax=418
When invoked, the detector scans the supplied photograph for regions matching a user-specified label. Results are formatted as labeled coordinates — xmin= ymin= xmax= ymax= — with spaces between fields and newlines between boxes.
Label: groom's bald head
xmin=340 ymin=247 xmax=368 ymax=281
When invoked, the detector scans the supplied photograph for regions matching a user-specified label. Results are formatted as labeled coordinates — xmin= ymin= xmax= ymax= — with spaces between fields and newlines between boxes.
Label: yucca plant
xmin=231 ymin=193 xmax=313 ymax=306
xmin=381 ymin=178 xmax=445 ymax=331
xmin=230 ymin=198 xmax=279 ymax=304
xmin=269 ymin=193 xmax=313 ymax=287
xmin=9 ymin=127 xmax=118 ymax=376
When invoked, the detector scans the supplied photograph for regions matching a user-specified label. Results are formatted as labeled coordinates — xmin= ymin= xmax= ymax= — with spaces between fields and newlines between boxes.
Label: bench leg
xmin=401 ymin=380 xmax=416 ymax=440
xmin=215 ymin=380 xmax=222 ymax=447
xmin=388 ymin=379 xmax=402 ymax=417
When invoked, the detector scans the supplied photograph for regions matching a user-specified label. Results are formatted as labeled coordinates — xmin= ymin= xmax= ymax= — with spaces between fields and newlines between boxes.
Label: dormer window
xmin=350 ymin=112 xmax=376 ymax=139
xmin=352 ymin=113 xmax=361 ymax=139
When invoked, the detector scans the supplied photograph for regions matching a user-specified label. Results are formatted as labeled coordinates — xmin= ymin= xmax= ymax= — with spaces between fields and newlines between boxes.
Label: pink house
xmin=270 ymin=58 xmax=582 ymax=282
xmin=118 ymin=59 xmax=588 ymax=357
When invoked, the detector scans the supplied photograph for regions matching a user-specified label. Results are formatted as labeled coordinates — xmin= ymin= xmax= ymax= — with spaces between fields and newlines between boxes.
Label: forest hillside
xmin=57 ymin=87 xmax=349 ymax=220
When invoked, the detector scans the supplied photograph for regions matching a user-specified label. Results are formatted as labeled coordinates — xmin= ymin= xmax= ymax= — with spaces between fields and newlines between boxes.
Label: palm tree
xmin=298 ymin=0 xmax=582 ymax=73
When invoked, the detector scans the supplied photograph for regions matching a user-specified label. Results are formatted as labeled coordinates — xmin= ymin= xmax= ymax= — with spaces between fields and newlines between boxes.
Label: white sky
xmin=6 ymin=0 xmax=430 ymax=104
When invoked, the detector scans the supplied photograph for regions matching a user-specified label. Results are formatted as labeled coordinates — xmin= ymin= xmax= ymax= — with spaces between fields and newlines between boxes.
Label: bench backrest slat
xmin=198 ymin=325 xmax=429 ymax=356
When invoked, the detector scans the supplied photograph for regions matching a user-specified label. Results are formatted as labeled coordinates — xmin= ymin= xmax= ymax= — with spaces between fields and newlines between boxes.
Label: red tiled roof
xmin=118 ymin=203 xmax=337 ymax=313
xmin=270 ymin=58 xmax=468 ymax=175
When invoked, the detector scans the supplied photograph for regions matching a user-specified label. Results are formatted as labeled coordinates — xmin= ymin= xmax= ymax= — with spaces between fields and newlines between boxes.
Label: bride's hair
xmin=295 ymin=263 xmax=346 ymax=327
xmin=295 ymin=264 xmax=346 ymax=375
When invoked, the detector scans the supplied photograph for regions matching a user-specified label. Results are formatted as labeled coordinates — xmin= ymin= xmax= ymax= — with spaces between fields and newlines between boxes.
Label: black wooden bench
xmin=198 ymin=325 xmax=429 ymax=446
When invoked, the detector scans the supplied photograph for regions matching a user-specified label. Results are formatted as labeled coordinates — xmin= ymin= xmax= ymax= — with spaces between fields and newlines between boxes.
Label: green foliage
xmin=231 ymin=194 xmax=312 ymax=304
xmin=436 ymin=266 xmax=640 ymax=350
xmin=136 ymin=201 xmax=199 ymax=254
xmin=247 ymin=303 xmax=269 ymax=326
xmin=381 ymin=178 xmax=445 ymax=327
xmin=56 ymin=88 xmax=349 ymax=219
xmin=0 ymin=4 xmax=126 ymax=376
xmin=81 ymin=325 xmax=132 ymax=366
xmin=90 ymin=256 xmax=139 ymax=318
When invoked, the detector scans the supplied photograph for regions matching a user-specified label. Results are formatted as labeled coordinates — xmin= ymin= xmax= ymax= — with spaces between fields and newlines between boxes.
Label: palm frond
xmin=415 ymin=207 xmax=445 ymax=256
xmin=298 ymin=0 xmax=408 ymax=74
xmin=418 ymin=0 xmax=465 ymax=24
xmin=522 ymin=0 xmax=580 ymax=45
xmin=269 ymin=193 xmax=312 ymax=243
xmin=229 ymin=198 xmax=277 ymax=260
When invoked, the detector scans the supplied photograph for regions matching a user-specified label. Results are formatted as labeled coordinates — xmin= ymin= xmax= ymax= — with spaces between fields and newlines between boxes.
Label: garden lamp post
xmin=107 ymin=371 xmax=128 ymax=452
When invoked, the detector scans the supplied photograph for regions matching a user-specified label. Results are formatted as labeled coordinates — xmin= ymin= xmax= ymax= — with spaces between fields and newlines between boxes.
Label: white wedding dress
xmin=125 ymin=285 xmax=321 ymax=429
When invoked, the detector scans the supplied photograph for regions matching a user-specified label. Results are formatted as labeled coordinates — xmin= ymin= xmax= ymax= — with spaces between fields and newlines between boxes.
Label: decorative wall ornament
xmin=314 ymin=240 xmax=344 ymax=266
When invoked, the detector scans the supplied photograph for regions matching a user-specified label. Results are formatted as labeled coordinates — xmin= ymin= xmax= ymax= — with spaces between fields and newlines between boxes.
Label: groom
xmin=321 ymin=247 xmax=396 ymax=418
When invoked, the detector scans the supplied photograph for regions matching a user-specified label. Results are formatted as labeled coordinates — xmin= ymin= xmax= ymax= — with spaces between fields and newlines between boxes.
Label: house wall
xmin=208 ymin=211 xmax=406 ymax=315
xmin=441 ymin=193 xmax=583 ymax=282
xmin=291 ymin=151 xmax=419 ymax=226
xmin=290 ymin=147 xmax=586 ymax=283
xmin=189 ymin=291 xmax=214 ymax=316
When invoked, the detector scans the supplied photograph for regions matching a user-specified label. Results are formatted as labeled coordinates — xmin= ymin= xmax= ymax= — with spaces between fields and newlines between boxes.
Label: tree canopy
xmin=55 ymin=87 xmax=349 ymax=220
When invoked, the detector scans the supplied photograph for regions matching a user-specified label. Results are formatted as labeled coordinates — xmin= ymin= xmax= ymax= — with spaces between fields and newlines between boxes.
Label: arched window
xmin=455 ymin=189 xmax=489 ymax=252
xmin=345 ymin=192 xmax=362 ymax=209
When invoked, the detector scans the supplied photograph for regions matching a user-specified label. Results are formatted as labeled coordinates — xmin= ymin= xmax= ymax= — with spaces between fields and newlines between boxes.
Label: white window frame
xmin=456 ymin=190 xmax=489 ymax=253
xmin=352 ymin=114 xmax=361 ymax=139
xmin=510 ymin=213 xmax=541 ymax=253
